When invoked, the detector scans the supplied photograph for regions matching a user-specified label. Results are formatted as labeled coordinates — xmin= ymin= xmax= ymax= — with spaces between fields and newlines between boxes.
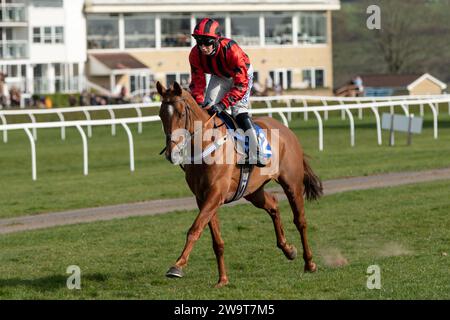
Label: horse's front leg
xmin=208 ymin=213 xmax=228 ymax=288
xmin=166 ymin=190 xmax=223 ymax=279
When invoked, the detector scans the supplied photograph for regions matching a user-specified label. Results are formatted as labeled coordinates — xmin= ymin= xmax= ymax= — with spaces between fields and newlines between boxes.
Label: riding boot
xmin=235 ymin=113 xmax=267 ymax=167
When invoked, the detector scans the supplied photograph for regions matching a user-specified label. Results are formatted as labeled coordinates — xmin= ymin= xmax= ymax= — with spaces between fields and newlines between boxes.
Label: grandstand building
xmin=86 ymin=0 xmax=340 ymax=96
xmin=1 ymin=0 xmax=340 ymax=96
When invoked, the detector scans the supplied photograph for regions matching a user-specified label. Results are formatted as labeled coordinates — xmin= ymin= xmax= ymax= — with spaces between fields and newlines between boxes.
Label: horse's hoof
xmin=304 ymin=262 xmax=317 ymax=273
xmin=166 ymin=266 xmax=184 ymax=278
xmin=283 ymin=245 xmax=297 ymax=260
xmin=214 ymin=279 xmax=229 ymax=288
xmin=287 ymin=245 xmax=297 ymax=260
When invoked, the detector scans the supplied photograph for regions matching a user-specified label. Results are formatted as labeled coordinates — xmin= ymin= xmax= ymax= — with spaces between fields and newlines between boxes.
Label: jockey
xmin=189 ymin=18 xmax=266 ymax=167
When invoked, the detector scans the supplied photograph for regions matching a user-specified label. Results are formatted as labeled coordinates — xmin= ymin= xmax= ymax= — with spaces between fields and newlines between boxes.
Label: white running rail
xmin=1 ymin=95 xmax=449 ymax=180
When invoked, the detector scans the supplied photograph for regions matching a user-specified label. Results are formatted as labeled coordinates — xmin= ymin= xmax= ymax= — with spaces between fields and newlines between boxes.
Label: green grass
xmin=0 ymin=105 xmax=449 ymax=218
xmin=0 ymin=179 xmax=449 ymax=299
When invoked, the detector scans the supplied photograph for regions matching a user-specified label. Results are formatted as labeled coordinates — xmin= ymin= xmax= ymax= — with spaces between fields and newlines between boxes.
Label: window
xmin=33 ymin=26 xmax=63 ymax=44
xmin=130 ymin=74 xmax=154 ymax=95
xmin=298 ymin=12 xmax=327 ymax=44
xmin=54 ymin=63 xmax=65 ymax=92
xmin=302 ymin=69 xmax=312 ymax=87
xmin=315 ymin=69 xmax=324 ymax=87
xmin=32 ymin=0 xmax=63 ymax=7
xmin=54 ymin=26 xmax=64 ymax=44
xmin=33 ymin=64 xmax=49 ymax=93
xmin=253 ymin=71 xmax=259 ymax=83
xmin=265 ymin=14 xmax=292 ymax=45
xmin=87 ymin=14 xmax=119 ymax=49
xmin=125 ymin=14 xmax=155 ymax=48
xmin=166 ymin=73 xmax=190 ymax=88
xmin=161 ymin=16 xmax=191 ymax=47
xmin=302 ymin=68 xmax=325 ymax=88
xmin=269 ymin=69 xmax=292 ymax=90
xmin=33 ymin=27 xmax=41 ymax=43
xmin=231 ymin=15 xmax=259 ymax=46
xmin=44 ymin=27 xmax=52 ymax=44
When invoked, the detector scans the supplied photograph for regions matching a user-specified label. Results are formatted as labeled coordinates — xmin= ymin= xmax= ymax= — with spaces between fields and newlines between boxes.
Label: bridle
xmin=159 ymin=97 xmax=216 ymax=157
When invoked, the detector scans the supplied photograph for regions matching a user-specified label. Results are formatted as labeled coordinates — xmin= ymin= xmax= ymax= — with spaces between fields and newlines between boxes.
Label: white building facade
xmin=0 ymin=0 xmax=86 ymax=94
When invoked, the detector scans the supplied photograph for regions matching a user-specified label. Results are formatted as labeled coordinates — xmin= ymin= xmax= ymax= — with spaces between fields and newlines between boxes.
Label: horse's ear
xmin=156 ymin=81 xmax=166 ymax=97
xmin=173 ymin=81 xmax=183 ymax=97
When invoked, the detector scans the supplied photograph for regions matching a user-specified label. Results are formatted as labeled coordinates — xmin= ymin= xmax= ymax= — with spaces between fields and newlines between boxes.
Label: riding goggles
xmin=195 ymin=36 xmax=216 ymax=46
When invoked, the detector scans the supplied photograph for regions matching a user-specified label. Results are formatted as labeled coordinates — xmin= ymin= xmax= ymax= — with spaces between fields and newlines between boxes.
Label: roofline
xmin=84 ymin=3 xmax=341 ymax=13
xmin=407 ymin=73 xmax=447 ymax=91
xmin=111 ymin=68 xmax=151 ymax=75
xmin=89 ymin=55 xmax=150 ymax=74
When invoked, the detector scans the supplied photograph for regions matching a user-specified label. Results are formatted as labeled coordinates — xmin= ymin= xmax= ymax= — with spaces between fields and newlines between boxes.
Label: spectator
xmin=9 ymin=86 xmax=21 ymax=107
xmin=69 ymin=95 xmax=77 ymax=107
xmin=0 ymin=72 xmax=10 ymax=108
xmin=353 ymin=75 xmax=364 ymax=96
xmin=79 ymin=90 xmax=89 ymax=106
xmin=151 ymin=92 xmax=161 ymax=102
xmin=38 ymin=96 xmax=46 ymax=108
xmin=44 ymin=96 xmax=53 ymax=109
xmin=251 ymin=81 xmax=264 ymax=96
xmin=117 ymin=85 xmax=128 ymax=104
xmin=274 ymin=83 xmax=283 ymax=96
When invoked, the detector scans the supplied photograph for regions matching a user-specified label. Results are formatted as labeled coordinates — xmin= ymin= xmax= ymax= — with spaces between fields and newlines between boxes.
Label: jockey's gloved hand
xmin=208 ymin=102 xmax=225 ymax=115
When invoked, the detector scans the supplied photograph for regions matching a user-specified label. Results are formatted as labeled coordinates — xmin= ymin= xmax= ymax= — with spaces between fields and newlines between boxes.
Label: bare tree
xmin=370 ymin=0 xmax=429 ymax=73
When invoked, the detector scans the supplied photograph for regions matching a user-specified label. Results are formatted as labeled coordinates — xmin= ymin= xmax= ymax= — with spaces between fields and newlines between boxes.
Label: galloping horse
xmin=157 ymin=81 xmax=323 ymax=288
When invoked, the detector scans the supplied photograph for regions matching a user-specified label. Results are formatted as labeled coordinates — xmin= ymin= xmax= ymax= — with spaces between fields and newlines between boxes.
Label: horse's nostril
xmin=165 ymin=150 xmax=172 ymax=162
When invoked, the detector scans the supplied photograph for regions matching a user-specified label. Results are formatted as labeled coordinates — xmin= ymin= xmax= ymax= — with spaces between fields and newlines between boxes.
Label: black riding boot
xmin=235 ymin=113 xmax=267 ymax=167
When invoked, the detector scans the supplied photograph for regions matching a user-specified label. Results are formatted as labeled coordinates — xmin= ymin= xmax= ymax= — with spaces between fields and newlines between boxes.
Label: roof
xmin=360 ymin=74 xmax=421 ymax=88
xmin=85 ymin=0 xmax=341 ymax=13
xmin=90 ymin=53 xmax=148 ymax=71
xmin=407 ymin=73 xmax=447 ymax=91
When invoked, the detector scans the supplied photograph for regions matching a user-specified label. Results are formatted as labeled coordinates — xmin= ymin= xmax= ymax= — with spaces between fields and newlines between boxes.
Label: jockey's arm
xmin=189 ymin=50 xmax=207 ymax=105
xmin=220 ymin=51 xmax=249 ymax=108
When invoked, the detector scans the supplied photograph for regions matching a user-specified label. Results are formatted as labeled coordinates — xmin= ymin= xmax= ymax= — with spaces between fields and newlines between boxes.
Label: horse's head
xmin=157 ymin=81 xmax=191 ymax=164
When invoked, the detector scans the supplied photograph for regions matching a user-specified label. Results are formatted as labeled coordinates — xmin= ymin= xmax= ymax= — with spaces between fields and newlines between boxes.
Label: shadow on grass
xmin=0 ymin=273 xmax=109 ymax=292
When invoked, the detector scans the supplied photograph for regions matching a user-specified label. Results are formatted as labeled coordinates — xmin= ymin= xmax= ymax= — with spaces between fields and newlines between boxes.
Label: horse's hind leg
xmin=279 ymin=179 xmax=317 ymax=272
xmin=245 ymin=188 xmax=297 ymax=260
xmin=208 ymin=214 xmax=229 ymax=288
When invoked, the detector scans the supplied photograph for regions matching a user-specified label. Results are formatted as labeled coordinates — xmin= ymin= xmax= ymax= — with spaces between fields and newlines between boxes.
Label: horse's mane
xmin=181 ymin=89 xmax=210 ymax=120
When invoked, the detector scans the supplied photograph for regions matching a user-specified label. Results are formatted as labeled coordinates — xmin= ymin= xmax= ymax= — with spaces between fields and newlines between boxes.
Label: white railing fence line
xmin=1 ymin=95 xmax=449 ymax=181
xmin=0 ymin=102 xmax=160 ymax=143
xmin=1 ymin=116 xmax=159 ymax=181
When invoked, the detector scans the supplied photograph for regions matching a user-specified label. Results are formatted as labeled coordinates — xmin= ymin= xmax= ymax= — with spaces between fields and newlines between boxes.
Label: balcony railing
xmin=0 ymin=3 xmax=27 ymax=23
xmin=0 ymin=40 xmax=28 ymax=59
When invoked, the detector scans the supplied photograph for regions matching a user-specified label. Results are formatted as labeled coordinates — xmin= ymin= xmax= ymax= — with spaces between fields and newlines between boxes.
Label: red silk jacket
xmin=189 ymin=38 xmax=251 ymax=108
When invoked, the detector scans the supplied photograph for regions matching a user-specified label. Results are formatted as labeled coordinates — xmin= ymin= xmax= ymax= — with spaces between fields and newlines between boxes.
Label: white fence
xmin=0 ymin=102 xmax=160 ymax=143
xmin=250 ymin=93 xmax=450 ymax=121
xmin=1 ymin=95 xmax=449 ymax=180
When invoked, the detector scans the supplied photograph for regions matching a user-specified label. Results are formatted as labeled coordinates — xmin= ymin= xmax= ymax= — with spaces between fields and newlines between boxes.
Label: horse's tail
xmin=303 ymin=155 xmax=323 ymax=201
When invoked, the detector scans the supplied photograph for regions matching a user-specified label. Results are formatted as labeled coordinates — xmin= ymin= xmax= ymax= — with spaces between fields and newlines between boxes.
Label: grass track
xmin=0 ymin=179 xmax=449 ymax=299
xmin=0 ymin=107 xmax=449 ymax=219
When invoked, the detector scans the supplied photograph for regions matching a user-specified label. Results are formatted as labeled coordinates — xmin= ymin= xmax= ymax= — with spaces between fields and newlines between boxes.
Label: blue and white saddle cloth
xmin=217 ymin=112 xmax=272 ymax=162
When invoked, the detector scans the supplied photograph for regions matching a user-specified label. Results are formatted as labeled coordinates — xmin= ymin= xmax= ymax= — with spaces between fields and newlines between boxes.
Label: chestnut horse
xmin=157 ymin=81 xmax=322 ymax=288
